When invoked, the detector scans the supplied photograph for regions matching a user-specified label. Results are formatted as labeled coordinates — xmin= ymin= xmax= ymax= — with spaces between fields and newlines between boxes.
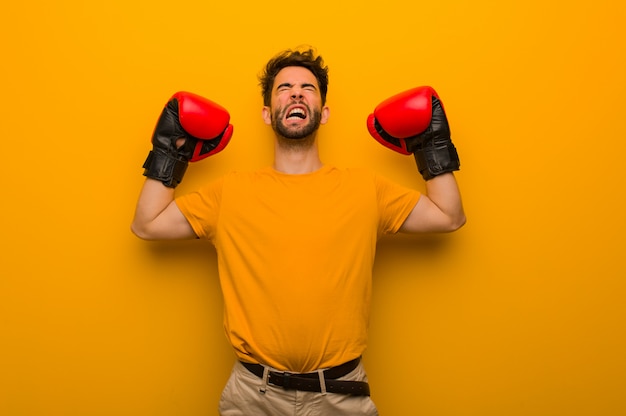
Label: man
xmin=131 ymin=47 xmax=465 ymax=415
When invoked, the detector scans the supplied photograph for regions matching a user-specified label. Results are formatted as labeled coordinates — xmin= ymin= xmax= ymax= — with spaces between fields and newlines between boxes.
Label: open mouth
xmin=286 ymin=107 xmax=307 ymax=120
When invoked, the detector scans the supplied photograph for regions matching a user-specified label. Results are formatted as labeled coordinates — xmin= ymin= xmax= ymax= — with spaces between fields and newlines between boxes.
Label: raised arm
xmin=130 ymin=91 xmax=233 ymax=240
xmin=131 ymin=178 xmax=195 ymax=240
xmin=399 ymin=172 xmax=465 ymax=233
xmin=367 ymin=86 xmax=465 ymax=233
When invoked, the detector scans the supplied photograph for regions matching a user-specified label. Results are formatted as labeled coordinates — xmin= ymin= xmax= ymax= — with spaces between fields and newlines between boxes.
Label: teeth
xmin=287 ymin=108 xmax=306 ymax=118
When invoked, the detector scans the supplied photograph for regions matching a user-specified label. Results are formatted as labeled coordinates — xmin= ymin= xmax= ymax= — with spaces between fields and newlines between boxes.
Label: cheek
xmin=305 ymin=91 xmax=322 ymax=102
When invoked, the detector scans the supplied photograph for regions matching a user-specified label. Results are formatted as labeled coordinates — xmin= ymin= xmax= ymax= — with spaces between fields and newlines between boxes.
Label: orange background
xmin=2 ymin=0 xmax=625 ymax=415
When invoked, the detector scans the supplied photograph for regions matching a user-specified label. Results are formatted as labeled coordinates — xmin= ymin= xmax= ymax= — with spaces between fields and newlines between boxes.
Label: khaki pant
xmin=219 ymin=361 xmax=379 ymax=415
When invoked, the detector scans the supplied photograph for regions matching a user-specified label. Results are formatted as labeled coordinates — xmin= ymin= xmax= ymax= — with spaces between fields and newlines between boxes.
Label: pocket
xmin=219 ymin=362 xmax=270 ymax=415
xmin=315 ymin=393 xmax=379 ymax=416
xmin=218 ymin=366 xmax=238 ymax=414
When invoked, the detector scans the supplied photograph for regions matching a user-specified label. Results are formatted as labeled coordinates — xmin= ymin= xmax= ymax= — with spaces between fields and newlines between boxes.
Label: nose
xmin=290 ymin=87 xmax=303 ymax=100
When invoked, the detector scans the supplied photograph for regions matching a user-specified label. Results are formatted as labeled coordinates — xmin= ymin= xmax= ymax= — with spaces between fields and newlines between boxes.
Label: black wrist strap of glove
xmin=142 ymin=149 xmax=188 ymax=188
xmin=414 ymin=139 xmax=460 ymax=181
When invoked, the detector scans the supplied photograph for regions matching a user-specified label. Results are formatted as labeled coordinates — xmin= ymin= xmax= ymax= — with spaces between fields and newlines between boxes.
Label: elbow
xmin=130 ymin=222 xmax=154 ymax=241
xmin=448 ymin=213 xmax=467 ymax=232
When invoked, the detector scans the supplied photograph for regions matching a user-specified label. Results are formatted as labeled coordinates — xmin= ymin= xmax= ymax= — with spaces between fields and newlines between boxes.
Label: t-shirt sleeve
xmin=374 ymin=174 xmax=421 ymax=235
xmin=175 ymin=177 xmax=224 ymax=241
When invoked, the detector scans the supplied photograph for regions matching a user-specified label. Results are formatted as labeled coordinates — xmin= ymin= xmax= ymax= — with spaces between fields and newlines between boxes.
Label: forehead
xmin=274 ymin=66 xmax=319 ymax=88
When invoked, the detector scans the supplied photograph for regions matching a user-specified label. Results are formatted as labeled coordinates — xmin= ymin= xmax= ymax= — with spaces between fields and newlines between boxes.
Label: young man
xmin=131 ymin=48 xmax=465 ymax=415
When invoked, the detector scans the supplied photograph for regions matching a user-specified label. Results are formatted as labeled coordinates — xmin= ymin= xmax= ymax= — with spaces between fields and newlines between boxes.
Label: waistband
xmin=240 ymin=357 xmax=370 ymax=396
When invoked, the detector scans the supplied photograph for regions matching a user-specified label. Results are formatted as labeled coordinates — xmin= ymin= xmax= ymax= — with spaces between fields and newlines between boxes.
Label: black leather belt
xmin=241 ymin=357 xmax=370 ymax=396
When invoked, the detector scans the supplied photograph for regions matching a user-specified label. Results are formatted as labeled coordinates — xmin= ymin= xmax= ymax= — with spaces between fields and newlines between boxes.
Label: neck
xmin=272 ymin=135 xmax=323 ymax=174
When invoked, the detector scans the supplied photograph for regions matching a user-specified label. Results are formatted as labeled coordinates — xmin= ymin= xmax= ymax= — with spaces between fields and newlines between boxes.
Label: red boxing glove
xmin=143 ymin=91 xmax=233 ymax=187
xmin=367 ymin=86 xmax=460 ymax=180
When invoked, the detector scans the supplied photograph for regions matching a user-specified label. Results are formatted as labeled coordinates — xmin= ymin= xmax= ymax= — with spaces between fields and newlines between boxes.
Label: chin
xmin=276 ymin=133 xmax=316 ymax=149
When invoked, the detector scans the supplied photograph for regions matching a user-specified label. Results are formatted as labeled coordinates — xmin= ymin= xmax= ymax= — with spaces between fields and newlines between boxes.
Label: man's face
xmin=263 ymin=66 xmax=329 ymax=140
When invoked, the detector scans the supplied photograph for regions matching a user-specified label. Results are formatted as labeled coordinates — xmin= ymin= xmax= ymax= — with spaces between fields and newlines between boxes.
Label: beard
xmin=271 ymin=104 xmax=322 ymax=149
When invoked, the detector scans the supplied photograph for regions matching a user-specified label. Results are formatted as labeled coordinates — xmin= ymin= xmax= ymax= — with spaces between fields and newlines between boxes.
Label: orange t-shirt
xmin=176 ymin=165 xmax=420 ymax=372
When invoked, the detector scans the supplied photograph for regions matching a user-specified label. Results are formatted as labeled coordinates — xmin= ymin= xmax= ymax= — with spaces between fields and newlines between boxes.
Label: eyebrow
xmin=276 ymin=82 xmax=318 ymax=90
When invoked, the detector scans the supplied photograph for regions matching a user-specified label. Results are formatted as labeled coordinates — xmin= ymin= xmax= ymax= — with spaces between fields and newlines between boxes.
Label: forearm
xmin=397 ymin=172 xmax=465 ymax=234
xmin=424 ymin=173 xmax=466 ymax=230
xmin=130 ymin=178 xmax=176 ymax=239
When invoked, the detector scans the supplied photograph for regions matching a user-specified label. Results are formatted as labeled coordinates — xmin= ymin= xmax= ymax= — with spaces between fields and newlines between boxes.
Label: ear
xmin=320 ymin=106 xmax=330 ymax=125
xmin=262 ymin=106 xmax=272 ymax=125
